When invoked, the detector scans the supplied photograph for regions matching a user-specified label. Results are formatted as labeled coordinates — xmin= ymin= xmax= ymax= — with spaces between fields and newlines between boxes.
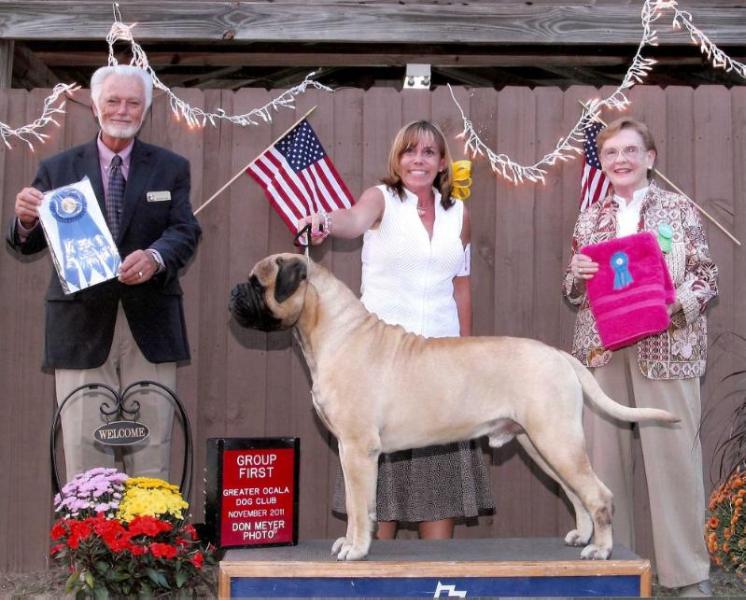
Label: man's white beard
xmin=100 ymin=121 xmax=142 ymax=139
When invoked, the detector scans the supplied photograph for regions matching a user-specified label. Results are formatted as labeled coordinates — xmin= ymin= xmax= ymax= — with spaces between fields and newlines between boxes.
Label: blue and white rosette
xmin=610 ymin=251 xmax=634 ymax=290
xmin=40 ymin=177 xmax=121 ymax=293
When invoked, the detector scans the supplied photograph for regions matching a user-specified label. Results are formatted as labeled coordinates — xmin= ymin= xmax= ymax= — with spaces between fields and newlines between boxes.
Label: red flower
xmin=184 ymin=523 xmax=198 ymax=540
xmin=50 ymin=543 xmax=65 ymax=556
xmin=190 ymin=552 xmax=204 ymax=569
xmin=95 ymin=517 xmax=126 ymax=538
xmin=67 ymin=520 xmax=94 ymax=549
xmin=130 ymin=545 xmax=147 ymax=556
xmin=129 ymin=515 xmax=173 ymax=537
xmin=149 ymin=543 xmax=178 ymax=560
xmin=105 ymin=533 xmax=133 ymax=554
xmin=50 ymin=520 xmax=68 ymax=541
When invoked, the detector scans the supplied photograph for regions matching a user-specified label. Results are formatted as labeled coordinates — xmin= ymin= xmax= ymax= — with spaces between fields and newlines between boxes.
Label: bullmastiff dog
xmin=229 ymin=253 xmax=678 ymax=561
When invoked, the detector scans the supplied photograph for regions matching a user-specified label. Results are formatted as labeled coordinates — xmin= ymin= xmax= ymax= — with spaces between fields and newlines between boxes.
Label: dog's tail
xmin=560 ymin=351 xmax=680 ymax=424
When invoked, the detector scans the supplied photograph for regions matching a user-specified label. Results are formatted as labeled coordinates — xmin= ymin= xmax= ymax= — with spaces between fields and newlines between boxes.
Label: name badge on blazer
xmin=146 ymin=191 xmax=171 ymax=202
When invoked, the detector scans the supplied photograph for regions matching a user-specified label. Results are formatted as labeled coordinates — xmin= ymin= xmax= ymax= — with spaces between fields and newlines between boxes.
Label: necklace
xmin=416 ymin=202 xmax=432 ymax=216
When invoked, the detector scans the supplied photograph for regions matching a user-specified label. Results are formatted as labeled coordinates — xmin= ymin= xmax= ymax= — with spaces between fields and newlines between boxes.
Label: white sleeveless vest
xmin=360 ymin=185 xmax=466 ymax=338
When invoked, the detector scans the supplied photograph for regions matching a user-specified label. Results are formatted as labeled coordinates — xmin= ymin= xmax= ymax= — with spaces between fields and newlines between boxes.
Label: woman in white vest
xmin=299 ymin=120 xmax=494 ymax=540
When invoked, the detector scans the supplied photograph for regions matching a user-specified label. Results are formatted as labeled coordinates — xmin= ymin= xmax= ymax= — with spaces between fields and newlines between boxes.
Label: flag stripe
xmin=319 ymin=157 xmax=355 ymax=208
xmin=306 ymin=164 xmax=334 ymax=213
xmin=247 ymin=159 xmax=305 ymax=224
xmin=265 ymin=150 xmax=313 ymax=214
xmin=246 ymin=163 xmax=302 ymax=231
xmin=252 ymin=154 xmax=307 ymax=218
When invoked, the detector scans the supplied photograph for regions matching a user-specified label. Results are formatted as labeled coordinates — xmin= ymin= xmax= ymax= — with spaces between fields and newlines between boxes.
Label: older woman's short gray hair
xmin=90 ymin=65 xmax=153 ymax=112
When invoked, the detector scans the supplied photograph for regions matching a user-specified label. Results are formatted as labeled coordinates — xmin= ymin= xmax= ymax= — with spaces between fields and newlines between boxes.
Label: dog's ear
xmin=274 ymin=257 xmax=307 ymax=303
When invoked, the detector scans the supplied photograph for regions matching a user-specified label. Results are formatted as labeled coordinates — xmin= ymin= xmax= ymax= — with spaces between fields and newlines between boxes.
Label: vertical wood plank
xmin=326 ymin=87 xmax=365 ymax=539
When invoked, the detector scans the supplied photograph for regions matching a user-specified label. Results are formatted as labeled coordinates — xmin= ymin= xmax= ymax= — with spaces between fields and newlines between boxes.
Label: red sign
xmin=206 ymin=439 xmax=299 ymax=548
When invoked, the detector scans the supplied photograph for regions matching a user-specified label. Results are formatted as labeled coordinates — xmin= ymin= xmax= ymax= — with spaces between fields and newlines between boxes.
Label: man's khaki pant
xmin=55 ymin=304 xmax=176 ymax=483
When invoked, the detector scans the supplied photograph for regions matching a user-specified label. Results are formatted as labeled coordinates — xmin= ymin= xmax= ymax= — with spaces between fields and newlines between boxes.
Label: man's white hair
xmin=90 ymin=65 xmax=153 ymax=112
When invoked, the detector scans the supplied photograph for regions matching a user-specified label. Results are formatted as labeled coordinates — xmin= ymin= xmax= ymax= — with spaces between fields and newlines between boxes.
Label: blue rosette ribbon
xmin=47 ymin=184 xmax=120 ymax=292
xmin=610 ymin=251 xmax=633 ymax=290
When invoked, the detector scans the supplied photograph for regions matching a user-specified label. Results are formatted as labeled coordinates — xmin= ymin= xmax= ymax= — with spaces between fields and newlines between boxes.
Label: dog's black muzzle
xmin=229 ymin=275 xmax=282 ymax=332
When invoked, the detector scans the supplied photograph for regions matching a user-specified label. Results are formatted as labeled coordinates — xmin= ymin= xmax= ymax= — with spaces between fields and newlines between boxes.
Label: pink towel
xmin=582 ymin=231 xmax=675 ymax=351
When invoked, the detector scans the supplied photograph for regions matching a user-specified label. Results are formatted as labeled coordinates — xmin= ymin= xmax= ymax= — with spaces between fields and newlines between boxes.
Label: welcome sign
xmin=205 ymin=438 xmax=299 ymax=549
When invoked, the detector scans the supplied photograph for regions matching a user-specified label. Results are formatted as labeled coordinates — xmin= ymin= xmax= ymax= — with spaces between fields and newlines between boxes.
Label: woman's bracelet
xmin=317 ymin=209 xmax=331 ymax=238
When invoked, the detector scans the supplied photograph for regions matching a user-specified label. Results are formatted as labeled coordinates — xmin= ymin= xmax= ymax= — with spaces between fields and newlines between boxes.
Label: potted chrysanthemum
xmin=705 ymin=334 xmax=746 ymax=579
xmin=50 ymin=467 xmax=214 ymax=598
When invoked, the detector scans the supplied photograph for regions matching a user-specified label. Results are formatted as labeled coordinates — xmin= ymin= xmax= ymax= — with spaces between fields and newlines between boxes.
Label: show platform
xmin=218 ymin=537 xmax=651 ymax=598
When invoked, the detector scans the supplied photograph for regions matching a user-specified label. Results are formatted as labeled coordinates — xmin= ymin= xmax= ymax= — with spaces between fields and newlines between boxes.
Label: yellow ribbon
xmin=451 ymin=160 xmax=473 ymax=201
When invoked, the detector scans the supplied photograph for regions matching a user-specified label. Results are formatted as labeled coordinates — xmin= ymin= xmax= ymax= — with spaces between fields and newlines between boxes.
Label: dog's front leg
xmin=331 ymin=439 xmax=379 ymax=560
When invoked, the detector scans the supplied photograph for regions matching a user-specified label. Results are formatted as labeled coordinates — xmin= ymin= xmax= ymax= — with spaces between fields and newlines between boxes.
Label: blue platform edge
xmin=231 ymin=575 xmax=640 ymax=597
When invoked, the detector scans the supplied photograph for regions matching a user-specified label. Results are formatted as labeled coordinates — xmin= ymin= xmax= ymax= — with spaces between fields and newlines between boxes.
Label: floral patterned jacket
xmin=562 ymin=182 xmax=718 ymax=379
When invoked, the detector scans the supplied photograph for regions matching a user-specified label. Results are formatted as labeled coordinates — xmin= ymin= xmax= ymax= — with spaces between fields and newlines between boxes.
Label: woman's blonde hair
xmin=381 ymin=120 xmax=455 ymax=209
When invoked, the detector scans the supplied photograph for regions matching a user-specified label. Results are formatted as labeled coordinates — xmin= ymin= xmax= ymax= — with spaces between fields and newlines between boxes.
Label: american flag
xmin=247 ymin=119 xmax=355 ymax=233
xmin=579 ymin=121 xmax=610 ymax=211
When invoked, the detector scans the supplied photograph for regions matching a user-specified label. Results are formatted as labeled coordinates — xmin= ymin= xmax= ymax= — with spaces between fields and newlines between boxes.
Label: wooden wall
xmin=1 ymin=84 xmax=744 ymax=571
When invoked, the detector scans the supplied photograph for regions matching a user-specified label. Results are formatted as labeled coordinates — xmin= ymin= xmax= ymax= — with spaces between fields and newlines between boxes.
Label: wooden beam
xmin=1 ymin=1 xmax=745 ymax=45
xmin=538 ymin=65 xmax=622 ymax=85
xmin=31 ymin=50 xmax=646 ymax=69
xmin=432 ymin=67 xmax=496 ymax=88
xmin=10 ymin=42 xmax=60 ymax=88
xmin=0 ymin=39 xmax=11 ymax=87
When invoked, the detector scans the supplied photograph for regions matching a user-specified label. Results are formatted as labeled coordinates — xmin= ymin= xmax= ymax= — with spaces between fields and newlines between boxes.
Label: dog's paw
xmin=330 ymin=537 xmax=368 ymax=561
xmin=580 ymin=544 xmax=611 ymax=560
xmin=331 ymin=537 xmax=347 ymax=556
xmin=564 ymin=529 xmax=591 ymax=547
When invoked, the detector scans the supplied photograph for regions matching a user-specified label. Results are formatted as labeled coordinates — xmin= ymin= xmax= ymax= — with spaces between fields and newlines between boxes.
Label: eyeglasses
xmin=600 ymin=145 xmax=647 ymax=162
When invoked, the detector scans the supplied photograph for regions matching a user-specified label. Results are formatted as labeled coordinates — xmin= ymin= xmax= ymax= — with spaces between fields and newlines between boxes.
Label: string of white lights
xmin=450 ymin=0 xmax=745 ymax=184
xmin=106 ymin=20 xmax=333 ymax=128
xmin=0 ymin=83 xmax=80 ymax=150
xmin=667 ymin=2 xmax=746 ymax=78
xmin=3 ymin=0 xmax=745 ymax=155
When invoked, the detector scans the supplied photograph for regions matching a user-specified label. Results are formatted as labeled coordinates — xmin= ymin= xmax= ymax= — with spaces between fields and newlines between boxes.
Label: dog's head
xmin=229 ymin=253 xmax=309 ymax=331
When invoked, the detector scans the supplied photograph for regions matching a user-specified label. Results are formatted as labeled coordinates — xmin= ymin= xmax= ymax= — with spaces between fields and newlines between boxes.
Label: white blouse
xmin=360 ymin=185 xmax=466 ymax=338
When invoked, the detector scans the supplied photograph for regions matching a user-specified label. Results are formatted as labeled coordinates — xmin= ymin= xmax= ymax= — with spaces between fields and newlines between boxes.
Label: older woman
xmin=563 ymin=117 xmax=718 ymax=596
xmin=298 ymin=120 xmax=494 ymax=541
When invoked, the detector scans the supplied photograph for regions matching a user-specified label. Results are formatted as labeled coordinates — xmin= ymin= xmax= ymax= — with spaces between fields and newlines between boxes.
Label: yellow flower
xmin=117 ymin=477 xmax=189 ymax=522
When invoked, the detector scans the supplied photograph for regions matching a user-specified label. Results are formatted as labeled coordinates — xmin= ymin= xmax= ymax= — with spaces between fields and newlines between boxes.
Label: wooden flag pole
xmin=193 ymin=105 xmax=318 ymax=216
xmin=579 ymin=102 xmax=740 ymax=246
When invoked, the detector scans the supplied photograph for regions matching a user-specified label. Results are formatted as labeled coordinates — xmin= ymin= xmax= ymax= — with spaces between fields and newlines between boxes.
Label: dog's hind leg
xmin=331 ymin=438 xmax=380 ymax=561
xmin=520 ymin=426 xmax=614 ymax=560
xmin=514 ymin=434 xmax=594 ymax=547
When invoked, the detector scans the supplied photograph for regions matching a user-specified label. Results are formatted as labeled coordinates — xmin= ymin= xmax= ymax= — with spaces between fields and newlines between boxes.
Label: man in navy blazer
xmin=7 ymin=65 xmax=201 ymax=483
